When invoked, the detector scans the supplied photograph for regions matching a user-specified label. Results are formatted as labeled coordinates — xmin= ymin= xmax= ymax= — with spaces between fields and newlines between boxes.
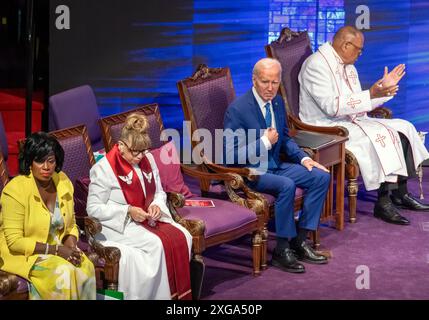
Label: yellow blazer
xmin=0 ymin=171 xmax=79 ymax=279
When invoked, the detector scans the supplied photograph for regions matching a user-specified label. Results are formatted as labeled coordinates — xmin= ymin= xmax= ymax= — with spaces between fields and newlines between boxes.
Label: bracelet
xmin=55 ymin=244 xmax=59 ymax=256
xmin=44 ymin=243 xmax=49 ymax=255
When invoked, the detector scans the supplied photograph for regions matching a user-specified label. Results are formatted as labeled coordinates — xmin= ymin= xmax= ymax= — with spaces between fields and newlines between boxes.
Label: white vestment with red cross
xmin=299 ymin=42 xmax=429 ymax=191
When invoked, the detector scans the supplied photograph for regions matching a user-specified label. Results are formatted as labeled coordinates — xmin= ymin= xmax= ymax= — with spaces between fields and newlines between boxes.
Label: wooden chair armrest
xmin=166 ymin=191 xmax=205 ymax=238
xmin=289 ymin=115 xmax=349 ymax=137
xmin=203 ymin=162 xmax=259 ymax=181
xmin=368 ymin=106 xmax=392 ymax=119
xmin=167 ymin=191 xmax=185 ymax=209
xmin=222 ymin=173 xmax=268 ymax=220
xmin=0 ymin=271 xmax=20 ymax=297
xmin=84 ymin=216 xmax=121 ymax=290
xmin=180 ymin=163 xmax=256 ymax=182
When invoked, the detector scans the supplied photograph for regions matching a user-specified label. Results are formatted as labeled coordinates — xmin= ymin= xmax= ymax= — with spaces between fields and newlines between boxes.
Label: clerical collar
xmin=252 ymin=87 xmax=271 ymax=109
xmin=328 ymin=42 xmax=345 ymax=65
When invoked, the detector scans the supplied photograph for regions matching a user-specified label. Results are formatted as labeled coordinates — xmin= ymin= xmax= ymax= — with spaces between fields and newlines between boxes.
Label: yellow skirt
xmin=28 ymin=254 xmax=96 ymax=300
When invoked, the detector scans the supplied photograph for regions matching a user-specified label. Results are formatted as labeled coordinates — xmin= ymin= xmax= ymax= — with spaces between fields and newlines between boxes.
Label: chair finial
xmin=275 ymin=27 xmax=301 ymax=44
xmin=189 ymin=64 xmax=223 ymax=81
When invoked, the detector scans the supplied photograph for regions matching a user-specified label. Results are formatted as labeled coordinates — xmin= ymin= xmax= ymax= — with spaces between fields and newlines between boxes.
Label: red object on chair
xmin=0 ymin=89 xmax=44 ymax=176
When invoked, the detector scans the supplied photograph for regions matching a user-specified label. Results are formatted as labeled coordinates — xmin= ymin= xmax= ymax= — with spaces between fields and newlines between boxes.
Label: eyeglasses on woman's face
xmin=120 ymin=140 xmax=146 ymax=157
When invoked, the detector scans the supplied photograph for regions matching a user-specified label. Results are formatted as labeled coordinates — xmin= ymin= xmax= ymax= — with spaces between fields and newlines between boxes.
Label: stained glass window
xmin=269 ymin=0 xmax=345 ymax=49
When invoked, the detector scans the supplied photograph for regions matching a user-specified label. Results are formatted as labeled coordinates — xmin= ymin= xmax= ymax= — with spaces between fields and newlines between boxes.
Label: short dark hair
xmin=19 ymin=132 xmax=64 ymax=175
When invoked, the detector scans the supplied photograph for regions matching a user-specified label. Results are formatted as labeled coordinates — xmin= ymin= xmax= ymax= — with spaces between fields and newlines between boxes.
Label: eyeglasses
xmin=120 ymin=140 xmax=146 ymax=157
xmin=347 ymin=42 xmax=364 ymax=56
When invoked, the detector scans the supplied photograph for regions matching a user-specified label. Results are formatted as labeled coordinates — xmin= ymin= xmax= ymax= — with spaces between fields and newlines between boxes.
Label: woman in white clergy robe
xmin=86 ymin=113 xmax=193 ymax=300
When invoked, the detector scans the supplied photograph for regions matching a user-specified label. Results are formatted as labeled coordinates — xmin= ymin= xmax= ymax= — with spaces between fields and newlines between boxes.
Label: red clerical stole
xmin=106 ymin=144 xmax=192 ymax=300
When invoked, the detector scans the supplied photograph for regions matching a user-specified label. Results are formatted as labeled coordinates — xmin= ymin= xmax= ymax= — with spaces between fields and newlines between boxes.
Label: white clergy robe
xmin=86 ymin=154 xmax=192 ymax=300
xmin=298 ymin=42 xmax=429 ymax=191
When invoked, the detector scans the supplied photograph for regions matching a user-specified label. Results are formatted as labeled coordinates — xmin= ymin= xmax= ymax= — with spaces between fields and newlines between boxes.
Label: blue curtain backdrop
xmin=49 ymin=0 xmax=429 ymax=147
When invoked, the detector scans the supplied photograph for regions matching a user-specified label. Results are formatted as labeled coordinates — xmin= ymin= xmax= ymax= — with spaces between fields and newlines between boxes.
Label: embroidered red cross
xmin=375 ymin=134 xmax=386 ymax=147
xmin=348 ymin=70 xmax=358 ymax=85
xmin=347 ymin=98 xmax=361 ymax=109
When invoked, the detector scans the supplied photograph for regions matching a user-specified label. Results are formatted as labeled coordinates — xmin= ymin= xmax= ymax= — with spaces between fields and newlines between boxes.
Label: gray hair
xmin=252 ymin=58 xmax=282 ymax=78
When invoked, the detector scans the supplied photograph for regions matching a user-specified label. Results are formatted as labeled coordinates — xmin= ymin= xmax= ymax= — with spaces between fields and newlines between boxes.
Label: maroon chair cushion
xmin=176 ymin=197 xmax=257 ymax=238
xmin=74 ymin=176 xmax=91 ymax=218
xmin=58 ymin=135 xmax=93 ymax=186
xmin=150 ymin=141 xmax=194 ymax=198
xmin=268 ymin=32 xmax=313 ymax=117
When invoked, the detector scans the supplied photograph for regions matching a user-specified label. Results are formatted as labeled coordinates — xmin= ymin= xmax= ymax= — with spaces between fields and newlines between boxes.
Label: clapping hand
xmin=369 ymin=79 xmax=399 ymax=99
xmin=381 ymin=64 xmax=406 ymax=88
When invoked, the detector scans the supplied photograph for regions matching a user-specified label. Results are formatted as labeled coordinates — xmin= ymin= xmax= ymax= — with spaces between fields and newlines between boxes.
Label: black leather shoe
xmin=390 ymin=193 xmax=429 ymax=211
xmin=374 ymin=201 xmax=410 ymax=225
xmin=271 ymin=248 xmax=305 ymax=273
xmin=291 ymin=241 xmax=328 ymax=264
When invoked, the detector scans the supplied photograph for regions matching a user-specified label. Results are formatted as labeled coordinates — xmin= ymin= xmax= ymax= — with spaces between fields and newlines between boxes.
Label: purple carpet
xmin=185 ymin=167 xmax=429 ymax=300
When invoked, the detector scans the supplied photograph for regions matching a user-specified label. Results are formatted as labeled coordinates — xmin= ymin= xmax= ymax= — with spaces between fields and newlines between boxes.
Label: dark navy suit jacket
xmin=223 ymin=90 xmax=307 ymax=169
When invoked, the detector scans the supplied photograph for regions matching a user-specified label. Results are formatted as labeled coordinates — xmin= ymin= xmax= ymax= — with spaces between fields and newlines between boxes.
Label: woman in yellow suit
xmin=0 ymin=132 xmax=96 ymax=299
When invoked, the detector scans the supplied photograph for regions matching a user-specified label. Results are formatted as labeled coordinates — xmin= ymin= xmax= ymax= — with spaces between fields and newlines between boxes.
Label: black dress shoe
xmin=291 ymin=241 xmax=328 ymax=264
xmin=390 ymin=193 xmax=429 ymax=211
xmin=374 ymin=201 xmax=410 ymax=225
xmin=271 ymin=248 xmax=305 ymax=273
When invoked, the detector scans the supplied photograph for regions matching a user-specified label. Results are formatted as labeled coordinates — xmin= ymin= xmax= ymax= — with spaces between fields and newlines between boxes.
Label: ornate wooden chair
xmin=48 ymin=125 xmax=121 ymax=291
xmin=176 ymin=64 xmax=331 ymax=266
xmin=99 ymin=104 xmax=266 ymax=299
xmin=265 ymin=27 xmax=392 ymax=223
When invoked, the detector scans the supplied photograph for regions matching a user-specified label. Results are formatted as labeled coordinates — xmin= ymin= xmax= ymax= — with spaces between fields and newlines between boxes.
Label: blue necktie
xmin=264 ymin=102 xmax=277 ymax=169
xmin=264 ymin=103 xmax=272 ymax=128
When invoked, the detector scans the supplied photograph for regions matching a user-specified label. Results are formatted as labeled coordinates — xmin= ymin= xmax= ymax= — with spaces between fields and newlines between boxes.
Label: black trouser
xmin=378 ymin=132 xmax=416 ymax=202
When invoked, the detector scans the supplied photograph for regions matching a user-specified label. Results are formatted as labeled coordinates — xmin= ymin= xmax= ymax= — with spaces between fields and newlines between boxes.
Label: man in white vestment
xmin=299 ymin=26 xmax=429 ymax=225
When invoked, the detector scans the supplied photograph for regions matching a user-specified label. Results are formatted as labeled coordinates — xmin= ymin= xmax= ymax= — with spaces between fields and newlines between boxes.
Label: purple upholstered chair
xmin=99 ymin=104 xmax=266 ymax=299
xmin=265 ymin=27 xmax=393 ymax=223
xmin=177 ymin=64 xmax=310 ymax=266
xmin=49 ymin=125 xmax=121 ymax=291
xmin=99 ymin=104 xmax=164 ymax=151
xmin=49 ymin=85 xmax=103 ymax=151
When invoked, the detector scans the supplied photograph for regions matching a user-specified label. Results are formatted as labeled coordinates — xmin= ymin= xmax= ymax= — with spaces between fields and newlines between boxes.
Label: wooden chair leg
xmin=348 ymin=178 xmax=358 ymax=223
xmin=190 ymin=254 xmax=205 ymax=300
xmin=260 ymin=226 xmax=268 ymax=270
xmin=252 ymin=231 xmax=262 ymax=276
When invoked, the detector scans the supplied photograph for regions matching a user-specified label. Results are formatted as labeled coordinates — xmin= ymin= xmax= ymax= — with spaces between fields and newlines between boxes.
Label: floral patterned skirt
xmin=28 ymin=254 xmax=96 ymax=300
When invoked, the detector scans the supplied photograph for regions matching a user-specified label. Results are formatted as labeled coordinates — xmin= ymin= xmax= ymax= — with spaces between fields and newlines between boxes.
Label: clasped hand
xmin=57 ymin=245 xmax=82 ymax=267
xmin=128 ymin=205 xmax=162 ymax=223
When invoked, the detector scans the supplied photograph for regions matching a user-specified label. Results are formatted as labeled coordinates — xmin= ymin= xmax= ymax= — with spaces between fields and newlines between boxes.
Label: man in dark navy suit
xmin=223 ymin=58 xmax=331 ymax=273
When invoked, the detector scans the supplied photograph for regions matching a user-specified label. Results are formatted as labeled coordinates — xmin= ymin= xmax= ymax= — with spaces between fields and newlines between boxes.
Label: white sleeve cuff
xmin=300 ymin=156 xmax=311 ymax=165
xmin=261 ymin=135 xmax=272 ymax=150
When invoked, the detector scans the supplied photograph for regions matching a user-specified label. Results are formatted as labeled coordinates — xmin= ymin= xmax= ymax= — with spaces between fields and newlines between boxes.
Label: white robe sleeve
xmin=301 ymin=59 xmax=374 ymax=117
xmin=371 ymin=96 xmax=393 ymax=109
xmin=86 ymin=160 xmax=129 ymax=233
